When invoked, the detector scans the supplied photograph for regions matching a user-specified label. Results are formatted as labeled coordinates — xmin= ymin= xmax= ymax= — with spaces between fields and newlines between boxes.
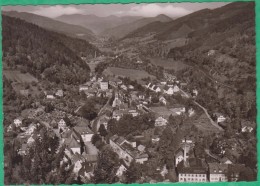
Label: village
xmin=4 ymin=66 xmax=256 ymax=183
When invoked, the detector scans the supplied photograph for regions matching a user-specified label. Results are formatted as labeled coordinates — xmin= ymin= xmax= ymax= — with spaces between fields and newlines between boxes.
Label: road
xmin=179 ymin=88 xmax=223 ymax=131
xmin=193 ymin=101 xmax=224 ymax=131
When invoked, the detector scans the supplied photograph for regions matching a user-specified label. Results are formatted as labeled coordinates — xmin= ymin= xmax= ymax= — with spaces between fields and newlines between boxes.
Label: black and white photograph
xmin=2 ymin=1 xmax=257 ymax=184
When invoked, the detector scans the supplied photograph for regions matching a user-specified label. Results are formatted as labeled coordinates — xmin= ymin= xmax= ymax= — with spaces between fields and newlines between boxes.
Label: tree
xmin=92 ymin=147 xmax=120 ymax=183
xmin=91 ymin=134 xmax=102 ymax=146
xmin=45 ymin=102 xmax=54 ymax=113
xmin=124 ymin=161 xmax=142 ymax=183
xmin=99 ymin=124 xmax=108 ymax=137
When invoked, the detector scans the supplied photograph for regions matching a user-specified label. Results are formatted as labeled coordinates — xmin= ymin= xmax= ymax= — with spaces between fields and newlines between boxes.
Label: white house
xmin=192 ymin=89 xmax=198 ymax=97
xmin=214 ymin=113 xmax=226 ymax=123
xmin=46 ymin=95 xmax=55 ymax=99
xmin=175 ymin=148 xmax=184 ymax=167
xmin=79 ymin=85 xmax=89 ymax=92
xmin=14 ymin=118 xmax=23 ymax=127
xmin=159 ymin=96 xmax=167 ymax=105
xmin=164 ymin=85 xmax=179 ymax=95
xmin=155 ymin=116 xmax=168 ymax=127
xmin=116 ymin=164 xmax=127 ymax=177
xmin=121 ymin=85 xmax=128 ymax=91
xmin=55 ymin=89 xmax=64 ymax=97
xmin=100 ymin=82 xmax=108 ymax=90
xmin=241 ymin=120 xmax=255 ymax=133
xmin=25 ymin=124 xmax=37 ymax=135
xmin=58 ymin=119 xmax=67 ymax=132
xmin=208 ymin=163 xmax=228 ymax=182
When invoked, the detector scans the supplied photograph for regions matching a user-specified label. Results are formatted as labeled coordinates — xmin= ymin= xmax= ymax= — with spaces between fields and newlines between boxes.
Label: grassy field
xmin=149 ymin=57 xmax=188 ymax=71
xmin=103 ymin=67 xmax=155 ymax=80
xmin=3 ymin=70 xmax=38 ymax=83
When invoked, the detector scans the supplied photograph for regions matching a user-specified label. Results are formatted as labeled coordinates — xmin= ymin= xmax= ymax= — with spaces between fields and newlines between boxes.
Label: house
xmin=188 ymin=108 xmax=195 ymax=117
xmin=192 ymin=89 xmax=198 ymax=97
xmin=208 ymin=50 xmax=216 ymax=56
xmin=120 ymin=84 xmax=128 ymax=91
xmin=25 ymin=124 xmax=37 ymax=135
xmin=137 ymin=145 xmax=146 ymax=152
xmin=18 ymin=143 xmax=28 ymax=155
xmin=99 ymin=117 xmax=109 ymax=129
xmin=64 ymin=137 xmax=82 ymax=154
xmin=177 ymin=158 xmax=207 ymax=182
xmin=79 ymin=85 xmax=89 ymax=92
xmin=110 ymin=135 xmax=148 ymax=166
xmin=227 ymin=164 xmax=245 ymax=182
xmin=78 ymin=162 xmax=95 ymax=182
xmin=112 ymin=110 xmax=124 ymax=121
xmin=159 ymin=96 xmax=167 ymax=105
xmin=170 ymin=105 xmax=186 ymax=116
xmin=128 ymin=109 xmax=139 ymax=117
xmin=175 ymin=148 xmax=184 ymax=167
xmin=27 ymin=135 xmax=36 ymax=145
xmin=85 ymin=88 xmax=97 ymax=97
xmin=160 ymin=82 xmax=167 ymax=85
xmin=220 ymin=157 xmax=233 ymax=164
xmin=155 ymin=116 xmax=168 ymax=127
xmin=55 ymin=89 xmax=63 ymax=97
xmin=241 ymin=120 xmax=255 ymax=133
xmin=14 ymin=117 xmax=23 ymax=127
xmin=208 ymin=163 xmax=228 ymax=182
xmin=153 ymin=86 xmax=161 ymax=93
xmin=100 ymin=81 xmax=108 ymax=90
xmin=214 ymin=113 xmax=226 ymax=123
xmin=116 ymin=164 xmax=127 ymax=177
xmin=71 ymin=153 xmax=87 ymax=176
xmin=20 ymin=89 xmax=29 ymax=97
xmin=128 ymin=85 xmax=134 ymax=90
xmin=58 ymin=119 xmax=67 ymax=133
xmin=73 ymin=126 xmax=94 ymax=144
xmin=164 ymin=85 xmax=179 ymax=95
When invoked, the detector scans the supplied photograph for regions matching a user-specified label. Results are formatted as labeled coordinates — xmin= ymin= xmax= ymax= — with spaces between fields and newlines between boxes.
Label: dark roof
xmin=228 ymin=164 xmax=245 ymax=174
xmin=177 ymin=158 xmax=207 ymax=174
xmin=65 ymin=137 xmax=81 ymax=148
xmin=208 ymin=163 xmax=228 ymax=174
xmin=73 ymin=126 xmax=93 ymax=135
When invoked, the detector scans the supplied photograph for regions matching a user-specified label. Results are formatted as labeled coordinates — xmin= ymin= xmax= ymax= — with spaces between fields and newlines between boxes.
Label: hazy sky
xmin=2 ymin=3 xmax=230 ymax=18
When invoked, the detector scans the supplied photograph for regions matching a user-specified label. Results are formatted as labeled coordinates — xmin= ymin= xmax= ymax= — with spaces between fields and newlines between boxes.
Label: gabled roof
xmin=73 ymin=126 xmax=93 ymax=135
xmin=65 ymin=137 xmax=81 ymax=148
xmin=208 ymin=163 xmax=228 ymax=174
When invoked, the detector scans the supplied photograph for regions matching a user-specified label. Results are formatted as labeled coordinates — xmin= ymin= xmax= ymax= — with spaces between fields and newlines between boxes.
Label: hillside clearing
xmin=3 ymin=70 xmax=38 ymax=83
xmin=149 ymin=58 xmax=188 ymax=71
xmin=103 ymin=67 xmax=156 ymax=80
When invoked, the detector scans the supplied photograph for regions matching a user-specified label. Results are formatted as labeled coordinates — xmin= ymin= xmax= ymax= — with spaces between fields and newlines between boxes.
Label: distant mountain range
xmin=55 ymin=14 xmax=143 ymax=34
xmin=122 ymin=2 xmax=255 ymax=42
xmin=2 ymin=11 xmax=96 ymax=41
xmin=101 ymin=14 xmax=172 ymax=39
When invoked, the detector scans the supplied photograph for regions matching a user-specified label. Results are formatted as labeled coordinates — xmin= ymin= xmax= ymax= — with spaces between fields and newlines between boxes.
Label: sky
xmin=2 ymin=3 xmax=230 ymax=18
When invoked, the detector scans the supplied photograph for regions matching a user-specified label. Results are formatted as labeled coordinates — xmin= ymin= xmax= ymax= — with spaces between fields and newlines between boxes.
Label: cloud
xmin=116 ymin=4 xmax=192 ymax=18
xmin=31 ymin=5 xmax=83 ymax=18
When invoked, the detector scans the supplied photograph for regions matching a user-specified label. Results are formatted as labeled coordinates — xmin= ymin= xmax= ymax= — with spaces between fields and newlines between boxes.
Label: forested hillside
xmin=3 ymin=11 xmax=96 ymax=41
xmin=2 ymin=15 xmax=100 ymax=85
